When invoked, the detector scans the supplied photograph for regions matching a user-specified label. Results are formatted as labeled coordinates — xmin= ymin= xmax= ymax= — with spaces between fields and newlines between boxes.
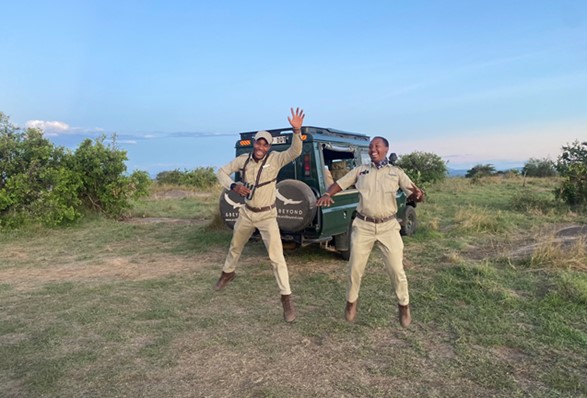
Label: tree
xmin=523 ymin=157 xmax=557 ymax=177
xmin=555 ymin=140 xmax=587 ymax=206
xmin=156 ymin=167 xmax=217 ymax=188
xmin=395 ymin=151 xmax=448 ymax=186
xmin=465 ymin=164 xmax=496 ymax=178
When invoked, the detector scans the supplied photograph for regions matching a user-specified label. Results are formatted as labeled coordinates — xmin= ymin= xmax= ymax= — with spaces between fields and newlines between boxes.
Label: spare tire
xmin=218 ymin=189 xmax=245 ymax=229
xmin=275 ymin=179 xmax=317 ymax=232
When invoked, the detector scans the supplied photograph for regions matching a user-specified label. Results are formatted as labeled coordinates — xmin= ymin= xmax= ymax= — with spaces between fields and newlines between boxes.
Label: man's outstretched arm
xmin=316 ymin=183 xmax=343 ymax=207
xmin=277 ymin=107 xmax=305 ymax=165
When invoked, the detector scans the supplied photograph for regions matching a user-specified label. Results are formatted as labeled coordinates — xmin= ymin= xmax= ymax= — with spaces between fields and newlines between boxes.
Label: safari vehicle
xmin=219 ymin=126 xmax=418 ymax=259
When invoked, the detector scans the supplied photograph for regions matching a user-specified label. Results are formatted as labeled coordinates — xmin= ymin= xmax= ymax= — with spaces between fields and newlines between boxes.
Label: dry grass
xmin=531 ymin=237 xmax=587 ymax=271
xmin=453 ymin=206 xmax=507 ymax=234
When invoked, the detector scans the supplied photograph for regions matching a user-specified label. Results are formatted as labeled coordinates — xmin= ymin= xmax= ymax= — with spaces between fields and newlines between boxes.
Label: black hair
xmin=372 ymin=136 xmax=389 ymax=147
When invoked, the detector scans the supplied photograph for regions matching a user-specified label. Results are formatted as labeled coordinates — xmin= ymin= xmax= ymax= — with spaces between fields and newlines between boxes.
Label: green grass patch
xmin=1 ymin=179 xmax=586 ymax=397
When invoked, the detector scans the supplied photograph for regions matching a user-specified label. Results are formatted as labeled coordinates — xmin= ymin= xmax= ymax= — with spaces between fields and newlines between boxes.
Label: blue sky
xmin=1 ymin=0 xmax=586 ymax=175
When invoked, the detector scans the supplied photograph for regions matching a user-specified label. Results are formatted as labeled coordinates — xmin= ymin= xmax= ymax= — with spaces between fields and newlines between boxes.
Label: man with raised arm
xmin=215 ymin=108 xmax=305 ymax=323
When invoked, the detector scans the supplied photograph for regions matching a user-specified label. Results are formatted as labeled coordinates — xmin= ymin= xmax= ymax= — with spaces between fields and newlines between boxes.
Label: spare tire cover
xmin=218 ymin=189 xmax=245 ymax=229
xmin=275 ymin=179 xmax=317 ymax=232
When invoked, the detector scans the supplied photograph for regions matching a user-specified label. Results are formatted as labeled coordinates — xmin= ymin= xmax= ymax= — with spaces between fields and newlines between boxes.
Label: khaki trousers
xmin=347 ymin=217 xmax=409 ymax=305
xmin=222 ymin=207 xmax=292 ymax=295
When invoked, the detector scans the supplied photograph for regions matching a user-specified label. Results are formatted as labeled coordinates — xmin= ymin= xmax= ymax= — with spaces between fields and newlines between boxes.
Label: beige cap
xmin=253 ymin=130 xmax=273 ymax=144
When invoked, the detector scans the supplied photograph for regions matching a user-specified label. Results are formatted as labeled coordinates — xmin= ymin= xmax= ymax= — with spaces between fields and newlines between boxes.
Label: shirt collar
xmin=249 ymin=152 xmax=267 ymax=163
xmin=371 ymin=158 xmax=389 ymax=169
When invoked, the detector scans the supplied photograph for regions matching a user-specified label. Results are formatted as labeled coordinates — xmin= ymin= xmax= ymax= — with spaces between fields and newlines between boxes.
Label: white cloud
xmin=25 ymin=120 xmax=71 ymax=136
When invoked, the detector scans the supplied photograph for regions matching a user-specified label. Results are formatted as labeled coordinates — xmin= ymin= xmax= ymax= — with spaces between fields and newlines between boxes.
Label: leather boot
xmin=214 ymin=271 xmax=235 ymax=291
xmin=345 ymin=300 xmax=358 ymax=323
xmin=398 ymin=304 xmax=411 ymax=327
xmin=281 ymin=294 xmax=296 ymax=323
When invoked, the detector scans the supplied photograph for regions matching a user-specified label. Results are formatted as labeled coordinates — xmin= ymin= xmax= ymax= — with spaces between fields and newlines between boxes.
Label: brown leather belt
xmin=245 ymin=203 xmax=276 ymax=213
xmin=356 ymin=212 xmax=395 ymax=224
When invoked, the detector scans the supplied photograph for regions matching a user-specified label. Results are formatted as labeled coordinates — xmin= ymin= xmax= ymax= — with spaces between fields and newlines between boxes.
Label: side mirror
xmin=389 ymin=153 xmax=398 ymax=165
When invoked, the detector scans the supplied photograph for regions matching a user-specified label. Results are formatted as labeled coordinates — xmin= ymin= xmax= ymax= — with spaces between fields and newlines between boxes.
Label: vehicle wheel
xmin=282 ymin=241 xmax=299 ymax=251
xmin=339 ymin=248 xmax=351 ymax=261
xmin=400 ymin=205 xmax=417 ymax=236
xmin=275 ymin=179 xmax=317 ymax=233
xmin=336 ymin=219 xmax=353 ymax=260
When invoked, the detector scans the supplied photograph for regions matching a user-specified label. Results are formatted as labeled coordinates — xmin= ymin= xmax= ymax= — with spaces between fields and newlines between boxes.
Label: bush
xmin=156 ymin=167 xmax=217 ymax=189
xmin=466 ymin=164 xmax=496 ymax=179
xmin=395 ymin=151 xmax=447 ymax=186
xmin=0 ymin=118 xmax=82 ymax=227
xmin=500 ymin=169 xmax=521 ymax=178
xmin=72 ymin=135 xmax=151 ymax=218
xmin=555 ymin=141 xmax=587 ymax=207
xmin=523 ymin=158 xmax=557 ymax=177
xmin=510 ymin=190 xmax=554 ymax=214
xmin=0 ymin=112 xmax=151 ymax=227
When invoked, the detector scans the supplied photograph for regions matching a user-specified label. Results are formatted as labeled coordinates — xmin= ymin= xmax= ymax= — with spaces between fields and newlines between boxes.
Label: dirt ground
xmin=1 ymin=222 xmax=585 ymax=291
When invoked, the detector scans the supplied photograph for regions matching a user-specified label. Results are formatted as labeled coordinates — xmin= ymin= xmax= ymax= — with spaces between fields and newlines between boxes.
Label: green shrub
xmin=466 ymin=164 xmax=496 ymax=178
xmin=510 ymin=190 xmax=554 ymax=214
xmin=495 ymin=169 xmax=520 ymax=178
xmin=0 ymin=112 xmax=150 ymax=227
xmin=396 ymin=151 xmax=447 ymax=186
xmin=156 ymin=167 xmax=217 ymax=189
xmin=523 ymin=158 xmax=557 ymax=177
xmin=555 ymin=141 xmax=587 ymax=207
xmin=72 ymin=135 xmax=151 ymax=218
xmin=0 ymin=119 xmax=82 ymax=227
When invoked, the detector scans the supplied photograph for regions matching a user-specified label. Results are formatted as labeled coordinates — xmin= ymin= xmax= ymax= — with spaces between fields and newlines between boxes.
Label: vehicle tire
xmin=282 ymin=241 xmax=300 ymax=251
xmin=218 ymin=189 xmax=245 ymax=229
xmin=275 ymin=179 xmax=317 ymax=233
xmin=336 ymin=218 xmax=354 ymax=261
xmin=400 ymin=205 xmax=417 ymax=236
xmin=339 ymin=247 xmax=351 ymax=261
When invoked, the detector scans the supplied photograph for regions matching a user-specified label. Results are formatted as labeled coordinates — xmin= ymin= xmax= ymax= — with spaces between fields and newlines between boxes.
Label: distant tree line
xmin=155 ymin=168 xmax=217 ymax=188
xmin=463 ymin=142 xmax=587 ymax=208
xmin=0 ymin=112 xmax=150 ymax=228
xmin=465 ymin=158 xmax=557 ymax=179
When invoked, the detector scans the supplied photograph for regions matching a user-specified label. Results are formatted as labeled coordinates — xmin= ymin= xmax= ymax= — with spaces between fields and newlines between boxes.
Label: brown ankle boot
xmin=214 ymin=271 xmax=235 ymax=291
xmin=398 ymin=304 xmax=411 ymax=327
xmin=281 ymin=294 xmax=296 ymax=323
xmin=345 ymin=300 xmax=358 ymax=323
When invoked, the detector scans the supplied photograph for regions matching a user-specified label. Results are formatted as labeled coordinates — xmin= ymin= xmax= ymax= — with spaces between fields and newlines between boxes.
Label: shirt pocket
xmin=383 ymin=173 xmax=400 ymax=194
xmin=355 ymin=172 xmax=370 ymax=193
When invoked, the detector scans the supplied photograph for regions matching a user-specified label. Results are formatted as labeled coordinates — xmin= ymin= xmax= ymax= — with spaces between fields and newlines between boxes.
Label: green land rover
xmin=219 ymin=126 xmax=418 ymax=259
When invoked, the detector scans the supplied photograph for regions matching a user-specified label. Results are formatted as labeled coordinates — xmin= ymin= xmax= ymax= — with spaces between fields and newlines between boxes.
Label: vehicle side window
xmin=322 ymin=146 xmax=356 ymax=188
xmin=329 ymin=160 xmax=349 ymax=180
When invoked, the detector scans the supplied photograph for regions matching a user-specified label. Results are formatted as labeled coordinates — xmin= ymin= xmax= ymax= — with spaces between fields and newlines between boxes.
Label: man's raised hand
xmin=287 ymin=107 xmax=305 ymax=131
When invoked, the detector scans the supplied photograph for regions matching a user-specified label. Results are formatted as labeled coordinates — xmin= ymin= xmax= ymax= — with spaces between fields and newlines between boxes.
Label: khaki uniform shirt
xmin=336 ymin=163 xmax=414 ymax=218
xmin=217 ymin=133 xmax=302 ymax=208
